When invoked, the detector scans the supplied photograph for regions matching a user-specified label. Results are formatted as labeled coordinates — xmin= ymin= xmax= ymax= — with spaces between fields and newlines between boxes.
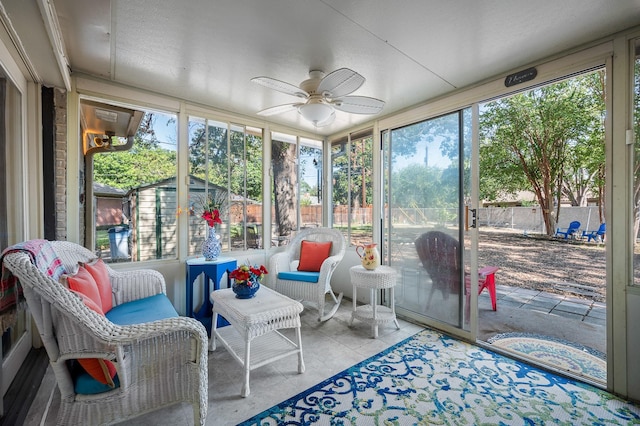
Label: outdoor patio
xmin=389 ymin=227 xmax=607 ymax=360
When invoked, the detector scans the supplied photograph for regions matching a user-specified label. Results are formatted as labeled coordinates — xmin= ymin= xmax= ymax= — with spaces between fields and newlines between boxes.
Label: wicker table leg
xmin=296 ymin=326 xmax=305 ymax=373
xmin=371 ymin=288 xmax=378 ymax=338
xmin=209 ymin=312 xmax=219 ymax=351
xmin=242 ymin=338 xmax=252 ymax=397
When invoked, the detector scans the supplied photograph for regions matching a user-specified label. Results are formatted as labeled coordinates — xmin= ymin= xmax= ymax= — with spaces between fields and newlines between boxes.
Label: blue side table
xmin=186 ymin=256 xmax=237 ymax=336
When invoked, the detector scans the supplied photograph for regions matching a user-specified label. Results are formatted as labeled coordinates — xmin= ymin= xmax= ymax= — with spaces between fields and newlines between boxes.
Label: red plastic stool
xmin=465 ymin=266 xmax=499 ymax=318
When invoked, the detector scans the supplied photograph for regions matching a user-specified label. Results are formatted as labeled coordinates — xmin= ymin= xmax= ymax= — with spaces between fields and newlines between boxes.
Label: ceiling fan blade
xmin=317 ymin=68 xmax=364 ymax=98
xmin=256 ymin=103 xmax=301 ymax=116
xmin=251 ymin=77 xmax=309 ymax=98
xmin=333 ymin=96 xmax=385 ymax=114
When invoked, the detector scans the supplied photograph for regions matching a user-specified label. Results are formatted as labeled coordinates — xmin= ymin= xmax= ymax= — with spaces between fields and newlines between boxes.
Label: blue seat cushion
xmin=106 ymin=293 xmax=178 ymax=325
xmin=277 ymin=271 xmax=320 ymax=283
xmin=74 ymin=370 xmax=121 ymax=395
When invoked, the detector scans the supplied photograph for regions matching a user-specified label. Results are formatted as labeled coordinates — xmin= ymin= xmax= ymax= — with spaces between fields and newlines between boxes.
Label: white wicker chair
xmin=268 ymin=228 xmax=345 ymax=321
xmin=2 ymin=241 xmax=208 ymax=425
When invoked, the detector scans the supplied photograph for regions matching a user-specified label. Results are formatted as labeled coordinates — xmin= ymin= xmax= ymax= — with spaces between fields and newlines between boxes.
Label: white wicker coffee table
xmin=349 ymin=265 xmax=400 ymax=338
xmin=210 ymin=285 xmax=305 ymax=397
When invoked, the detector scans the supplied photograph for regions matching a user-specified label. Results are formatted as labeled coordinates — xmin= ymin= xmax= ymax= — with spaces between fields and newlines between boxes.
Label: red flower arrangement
xmin=177 ymin=193 xmax=224 ymax=227
xmin=201 ymin=209 xmax=222 ymax=228
xmin=229 ymin=264 xmax=268 ymax=286
xmin=199 ymin=193 xmax=222 ymax=227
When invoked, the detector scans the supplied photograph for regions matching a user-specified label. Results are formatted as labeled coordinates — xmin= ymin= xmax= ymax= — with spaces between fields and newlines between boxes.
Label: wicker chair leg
xmin=194 ymin=403 xmax=204 ymax=426
xmin=318 ymin=291 xmax=343 ymax=322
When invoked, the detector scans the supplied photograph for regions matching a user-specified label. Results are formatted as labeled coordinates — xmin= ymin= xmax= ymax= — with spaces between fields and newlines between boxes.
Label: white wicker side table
xmin=349 ymin=265 xmax=400 ymax=338
xmin=210 ymin=285 xmax=305 ymax=397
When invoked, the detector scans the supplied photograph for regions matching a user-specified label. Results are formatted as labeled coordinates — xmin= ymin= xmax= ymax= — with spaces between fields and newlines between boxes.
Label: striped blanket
xmin=0 ymin=240 xmax=65 ymax=332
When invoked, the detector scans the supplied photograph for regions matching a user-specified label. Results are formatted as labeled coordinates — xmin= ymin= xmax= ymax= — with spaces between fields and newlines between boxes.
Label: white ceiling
xmin=8 ymin=0 xmax=640 ymax=135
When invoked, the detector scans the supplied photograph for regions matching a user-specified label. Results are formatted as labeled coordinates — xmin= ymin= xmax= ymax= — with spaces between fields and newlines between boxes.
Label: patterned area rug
xmin=239 ymin=329 xmax=639 ymax=425
xmin=488 ymin=332 xmax=607 ymax=383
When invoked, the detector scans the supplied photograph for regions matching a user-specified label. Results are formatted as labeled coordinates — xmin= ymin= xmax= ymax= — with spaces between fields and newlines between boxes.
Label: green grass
xmin=96 ymin=229 xmax=110 ymax=248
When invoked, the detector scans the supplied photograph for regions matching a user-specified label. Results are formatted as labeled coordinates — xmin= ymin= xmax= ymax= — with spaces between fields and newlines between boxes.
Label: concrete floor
xmin=478 ymin=283 xmax=606 ymax=354
xmin=24 ymin=285 xmax=606 ymax=425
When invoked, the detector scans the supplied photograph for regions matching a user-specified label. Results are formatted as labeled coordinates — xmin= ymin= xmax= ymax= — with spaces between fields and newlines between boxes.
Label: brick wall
xmin=54 ymin=89 xmax=67 ymax=241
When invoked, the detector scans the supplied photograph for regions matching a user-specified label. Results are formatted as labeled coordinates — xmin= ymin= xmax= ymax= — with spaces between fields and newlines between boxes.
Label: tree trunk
xmin=271 ymin=140 xmax=297 ymax=245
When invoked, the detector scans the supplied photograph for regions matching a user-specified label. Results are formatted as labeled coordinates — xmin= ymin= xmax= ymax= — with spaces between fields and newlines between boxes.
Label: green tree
xmin=188 ymin=122 xmax=229 ymax=188
xmin=479 ymin=72 xmax=605 ymax=235
xmin=350 ymin=137 xmax=373 ymax=208
xmin=245 ymin=134 xmax=264 ymax=202
xmin=390 ymin=112 xmax=467 ymax=162
xmin=393 ymin=164 xmax=449 ymax=207
xmin=388 ymin=111 xmax=470 ymax=211
xmin=93 ymin=113 xmax=176 ymax=190
xmin=331 ymin=142 xmax=350 ymax=206
xmin=561 ymin=71 xmax=605 ymax=216
xmin=188 ymin=123 xmax=263 ymax=202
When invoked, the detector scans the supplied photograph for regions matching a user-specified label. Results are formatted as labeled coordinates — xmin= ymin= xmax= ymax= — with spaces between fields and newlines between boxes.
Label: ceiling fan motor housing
xmin=299 ymin=70 xmax=325 ymax=94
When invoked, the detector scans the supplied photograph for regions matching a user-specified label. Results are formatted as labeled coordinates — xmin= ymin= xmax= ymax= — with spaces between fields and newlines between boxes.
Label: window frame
xmin=330 ymin=128 xmax=374 ymax=246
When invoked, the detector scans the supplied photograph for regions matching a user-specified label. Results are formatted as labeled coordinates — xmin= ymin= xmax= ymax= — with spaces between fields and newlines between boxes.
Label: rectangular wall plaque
xmin=505 ymin=67 xmax=537 ymax=88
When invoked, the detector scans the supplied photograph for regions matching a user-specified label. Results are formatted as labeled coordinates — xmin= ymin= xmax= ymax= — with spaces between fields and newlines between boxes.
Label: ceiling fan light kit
xmin=252 ymin=68 xmax=385 ymax=127
xmin=298 ymin=102 xmax=334 ymax=126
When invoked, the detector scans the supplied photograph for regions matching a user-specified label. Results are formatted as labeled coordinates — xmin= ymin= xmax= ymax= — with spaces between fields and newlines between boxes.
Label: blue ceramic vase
xmin=202 ymin=226 xmax=222 ymax=261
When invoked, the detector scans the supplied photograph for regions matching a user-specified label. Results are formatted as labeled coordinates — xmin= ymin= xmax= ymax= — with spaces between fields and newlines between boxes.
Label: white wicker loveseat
xmin=268 ymin=227 xmax=345 ymax=321
xmin=1 ymin=240 xmax=208 ymax=425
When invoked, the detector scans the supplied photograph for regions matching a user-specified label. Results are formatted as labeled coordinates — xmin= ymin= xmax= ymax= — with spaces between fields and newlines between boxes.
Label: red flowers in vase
xmin=176 ymin=193 xmax=224 ymax=227
xmin=229 ymin=264 xmax=268 ymax=285
xmin=202 ymin=209 xmax=222 ymax=227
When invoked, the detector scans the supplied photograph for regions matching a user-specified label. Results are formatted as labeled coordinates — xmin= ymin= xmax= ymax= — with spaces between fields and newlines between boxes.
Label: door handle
xmin=469 ymin=208 xmax=477 ymax=229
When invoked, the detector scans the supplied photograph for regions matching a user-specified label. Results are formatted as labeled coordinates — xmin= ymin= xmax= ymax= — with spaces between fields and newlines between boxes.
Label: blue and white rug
xmin=239 ymin=329 xmax=639 ymax=425
xmin=488 ymin=332 xmax=607 ymax=383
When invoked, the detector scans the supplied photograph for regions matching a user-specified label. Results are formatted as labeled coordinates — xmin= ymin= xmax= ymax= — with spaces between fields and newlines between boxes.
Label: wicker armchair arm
xmin=315 ymin=253 xmax=342 ymax=290
xmin=320 ymin=253 xmax=343 ymax=271
xmin=108 ymin=317 xmax=207 ymax=347
xmin=53 ymin=295 xmax=207 ymax=356
xmin=267 ymin=251 xmax=293 ymax=285
xmin=109 ymin=269 xmax=166 ymax=305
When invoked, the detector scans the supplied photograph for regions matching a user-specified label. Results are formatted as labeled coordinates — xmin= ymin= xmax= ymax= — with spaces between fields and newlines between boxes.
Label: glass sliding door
xmin=0 ymin=71 xmax=29 ymax=414
xmin=384 ymin=109 xmax=472 ymax=332
xmin=633 ymin=38 xmax=640 ymax=287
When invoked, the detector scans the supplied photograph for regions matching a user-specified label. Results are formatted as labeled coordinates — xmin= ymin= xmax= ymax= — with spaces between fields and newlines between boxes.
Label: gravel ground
xmin=476 ymin=229 xmax=607 ymax=302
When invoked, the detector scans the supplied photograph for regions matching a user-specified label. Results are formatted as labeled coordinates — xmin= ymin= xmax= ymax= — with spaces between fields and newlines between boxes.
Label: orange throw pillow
xmin=71 ymin=290 xmax=103 ymax=315
xmin=297 ymin=240 xmax=332 ymax=272
xmin=70 ymin=290 xmax=117 ymax=387
xmin=84 ymin=259 xmax=113 ymax=312
xmin=66 ymin=266 xmax=103 ymax=313
xmin=77 ymin=358 xmax=117 ymax=387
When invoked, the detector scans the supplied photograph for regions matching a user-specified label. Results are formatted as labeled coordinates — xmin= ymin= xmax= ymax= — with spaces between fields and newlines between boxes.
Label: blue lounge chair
xmin=555 ymin=221 xmax=581 ymax=239
xmin=582 ymin=222 xmax=606 ymax=242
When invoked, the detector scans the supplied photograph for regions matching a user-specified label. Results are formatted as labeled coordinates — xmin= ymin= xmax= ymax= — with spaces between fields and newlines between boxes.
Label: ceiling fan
xmin=251 ymin=68 xmax=385 ymax=127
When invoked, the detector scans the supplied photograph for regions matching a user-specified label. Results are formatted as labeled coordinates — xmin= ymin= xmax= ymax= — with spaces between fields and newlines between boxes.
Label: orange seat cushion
xmin=297 ymin=240 xmax=332 ymax=272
